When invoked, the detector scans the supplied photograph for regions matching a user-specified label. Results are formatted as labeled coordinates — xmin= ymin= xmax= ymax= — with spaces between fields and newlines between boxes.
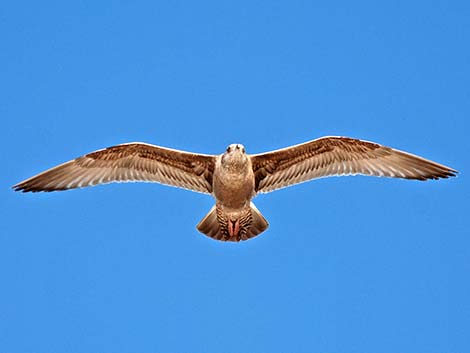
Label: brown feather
xmin=13 ymin=143 xmax=216 ymax=193
xmin=251 ymin=136 xmax=457 ymax=193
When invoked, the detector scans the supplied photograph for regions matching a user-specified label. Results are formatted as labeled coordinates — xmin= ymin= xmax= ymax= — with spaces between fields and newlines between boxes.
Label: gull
xmin=13 ymin=136 xmax=457 ymax=241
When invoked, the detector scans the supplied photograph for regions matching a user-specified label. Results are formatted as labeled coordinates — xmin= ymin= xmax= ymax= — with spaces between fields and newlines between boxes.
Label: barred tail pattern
xmin=197 ymin=203 xmax=269 ymax=242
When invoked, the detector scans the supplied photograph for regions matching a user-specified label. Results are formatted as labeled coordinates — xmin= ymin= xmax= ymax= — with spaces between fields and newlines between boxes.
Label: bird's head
xmin=225 ymin=144 xmax=246 ymax=154
xmin=222 ymin=143 xmax=247 ymax=168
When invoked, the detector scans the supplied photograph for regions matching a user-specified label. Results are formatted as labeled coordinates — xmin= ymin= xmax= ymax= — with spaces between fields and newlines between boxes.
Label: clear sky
xmin=2 ymin=1 xmax=469 ymax=352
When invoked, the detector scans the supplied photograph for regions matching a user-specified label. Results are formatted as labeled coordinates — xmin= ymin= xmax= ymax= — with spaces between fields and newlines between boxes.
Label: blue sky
xmin=1 ymin=1 xmax=469 ymax=352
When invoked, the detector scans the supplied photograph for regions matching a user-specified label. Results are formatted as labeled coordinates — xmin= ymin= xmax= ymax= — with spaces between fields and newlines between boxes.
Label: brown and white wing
xmin=251 ymin=136 xmax=457 ymax=193
xmin=13 ymin=143 xmax=216 ymax=193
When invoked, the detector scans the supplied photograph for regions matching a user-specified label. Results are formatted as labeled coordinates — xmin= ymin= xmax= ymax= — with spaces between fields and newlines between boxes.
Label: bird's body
xmin=203 ymin=144 xmax=267 ymax=241
xmin=213 ymin=144 xmax=255 ymax=210
xmin=14 ymin=136 xmax=457 ymax=242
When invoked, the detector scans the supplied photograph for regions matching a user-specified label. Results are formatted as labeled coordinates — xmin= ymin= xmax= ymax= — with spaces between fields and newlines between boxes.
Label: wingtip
xmin=12 ymin=182 xmax=53 ymax=193
xmin=421 ymin=167 xmax=458 ymax=181
xmin=443 ymin=167 xmax=459 ymax=179
xmin=12 ymin=184 xmax=30 ymax=193
xmin=12 ymin=183 xmax=23 ymax=192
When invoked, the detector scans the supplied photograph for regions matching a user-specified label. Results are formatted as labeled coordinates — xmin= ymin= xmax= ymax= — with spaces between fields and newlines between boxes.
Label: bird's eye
xmin=226 ymin=146 xmax=231 ymax=153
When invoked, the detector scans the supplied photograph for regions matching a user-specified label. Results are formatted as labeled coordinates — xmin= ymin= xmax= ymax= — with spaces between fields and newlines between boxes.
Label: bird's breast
xmin=213 ymin=158 xmax=255 ymax=209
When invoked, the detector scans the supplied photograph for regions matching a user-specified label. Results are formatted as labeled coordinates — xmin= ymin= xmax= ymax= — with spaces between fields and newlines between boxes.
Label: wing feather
xmin=251 ymin=136 xmax=457 ymax=193
xmin=13 ymin=142 xmax=216 ymax=193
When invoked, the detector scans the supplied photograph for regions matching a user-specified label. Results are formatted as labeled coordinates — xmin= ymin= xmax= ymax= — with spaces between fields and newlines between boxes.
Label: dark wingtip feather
xmin=12 ymin=183 xmax=28 ymax=192
xmin=13 ymin=184 xmax=32 ymax=192
xmin=437 ymin=166 xmax=458 ymax=179
xmin=12 ymin=182 xmax=64 ymax=193
xmin=419 ymin=166 xmax=458 ymax=181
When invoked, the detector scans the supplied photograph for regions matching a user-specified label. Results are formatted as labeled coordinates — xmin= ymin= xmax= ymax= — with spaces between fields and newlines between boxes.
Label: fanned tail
xmin=196 ymin=202 xmax=269 ymax=242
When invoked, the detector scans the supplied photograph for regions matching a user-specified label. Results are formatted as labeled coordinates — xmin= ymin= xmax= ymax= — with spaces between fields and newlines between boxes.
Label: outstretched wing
xmin=251 ymin=136 xmax=457 ymax=193
xmin=13 ymin=142 xmax=216 ymax=193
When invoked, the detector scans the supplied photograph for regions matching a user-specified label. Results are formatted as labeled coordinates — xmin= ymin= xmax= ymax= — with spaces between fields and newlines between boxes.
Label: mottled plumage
xmin=14 ymin=136 xmax=457 ymax=241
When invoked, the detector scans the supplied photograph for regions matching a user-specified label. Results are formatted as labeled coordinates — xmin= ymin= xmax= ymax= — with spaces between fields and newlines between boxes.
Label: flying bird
xmin=13 ymin=136 xmax=457 ymax=241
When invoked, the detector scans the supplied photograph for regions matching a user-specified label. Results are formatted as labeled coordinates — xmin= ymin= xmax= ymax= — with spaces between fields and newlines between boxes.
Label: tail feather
xmin=196 ymin=202 xmax=269 ymax=242
xmin=246 ymin=203 xmax=269 ymax=238
xmin=196 ymin=205 xmax=221 ymax=239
